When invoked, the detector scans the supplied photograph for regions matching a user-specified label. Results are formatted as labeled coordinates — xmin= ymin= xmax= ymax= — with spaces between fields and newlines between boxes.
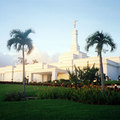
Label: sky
xmin=0 ymin=0 xmax=120 ymax=66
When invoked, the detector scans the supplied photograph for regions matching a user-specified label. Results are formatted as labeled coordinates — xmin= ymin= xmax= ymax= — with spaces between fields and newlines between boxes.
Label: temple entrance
xmin=31 ymin=72 xmax=52 ymax=83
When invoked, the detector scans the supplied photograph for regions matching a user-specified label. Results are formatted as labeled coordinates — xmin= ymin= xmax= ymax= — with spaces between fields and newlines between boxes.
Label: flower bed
xmin=35 ymin=85 xmax=120 ymax=105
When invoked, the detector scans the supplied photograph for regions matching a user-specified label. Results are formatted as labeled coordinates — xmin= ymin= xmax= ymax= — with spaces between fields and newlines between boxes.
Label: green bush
xmin=36 ymin=87 xmax=73 ymax=100
xmin=105 ymin=80 xmax=120 ymax=85
xmin=67 ymin=65 xmax=100 ymax=89
xmin=52 ymin=79 xmax=71 ymax=87
xmin=4 ymin=92 xmax=24 ymax=101
xmin=4 ymin=85 xmax=120 ymax=104
xmin=36 ymin=86 xmax=120 ymax=105
xmin=59 ymin=79 xmax=71 ymax=87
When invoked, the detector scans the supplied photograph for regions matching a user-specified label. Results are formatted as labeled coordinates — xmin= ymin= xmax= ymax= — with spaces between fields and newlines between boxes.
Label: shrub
xmin=36 ymin=87 xmax=73 ymax=100
xmin=105 ymin=81 xmax=120 ymax=85
xmin=4 ymin=92 xmax=24 ymax=101
xmin=36 ymin=86 xmax=120 ymax=105
xmin=75 ymin=86 xmax=120 ymax=105
xmin=67 ymin=65 xmax=100 ymax=88
xmin=59 ymin=79 xmax=71 ymax=87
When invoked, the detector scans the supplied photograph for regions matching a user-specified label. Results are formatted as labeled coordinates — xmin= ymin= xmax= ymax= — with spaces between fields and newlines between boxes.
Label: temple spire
xmin=71 ymin=20 xmax=80 ymax=52
xmin=74 ymin=20 xmax=77 ymax=28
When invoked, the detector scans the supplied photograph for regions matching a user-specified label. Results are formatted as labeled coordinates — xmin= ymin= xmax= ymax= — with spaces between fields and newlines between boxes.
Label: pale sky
xmin=0 ymin=0 xmax=120 ymax=66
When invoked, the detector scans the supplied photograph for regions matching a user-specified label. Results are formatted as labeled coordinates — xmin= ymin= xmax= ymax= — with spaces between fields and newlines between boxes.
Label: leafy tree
xmin=17 ymin=57 xmax=28 ymax=65
xmin=86 ymin=31 xmax=116 ymax=92
xmin=67 ymin=66 xmax=80 ymax=89
xmin=32 ymin=59 xmax=39 ymax=64
xmin=67 ymin=65 xmax=100 ymax=88
xmin=7 ymin=29 xmax=34 ymax=98
xmin=82 ymin=64 xmax=100 ymax=85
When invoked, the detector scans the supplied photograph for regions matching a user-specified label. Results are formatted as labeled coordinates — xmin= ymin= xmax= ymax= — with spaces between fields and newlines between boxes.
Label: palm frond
xmin=17 ymin=44 xmax=22 ymax=52
xmin=13 ymin=43 xmax=18 ymax=50
xmin=10 ymin=29 xmax=22 ymax=37
xmin=7 ymin=29 xmax=34 ymax=53
xmin=7 ymin=38 xmax=17 ymax=50
xmin=85 ymin=30 xmax=116 ymax=54
xmin=104 ymin=35 xmax=116 ymax=51
xmin=25 ymin=38 xmax=34 ymax=54
xmin=24 ymin=29 xmax=34 ymax=38
xmin=86 ymin=33 xmax=99 ymax=51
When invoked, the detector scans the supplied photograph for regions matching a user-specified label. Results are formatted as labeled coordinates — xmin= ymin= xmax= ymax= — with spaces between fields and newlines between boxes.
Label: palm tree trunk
xmin=99 ymin=52 xmax=105 ymax=92
xmin=22 ymin=45 xmax=26 ymax=99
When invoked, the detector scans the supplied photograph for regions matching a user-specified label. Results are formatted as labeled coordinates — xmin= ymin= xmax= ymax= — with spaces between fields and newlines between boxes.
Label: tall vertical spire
xmin=71 ymin=20 xmax=80 ymax=52
xmin=74 ymin=20 xmax=77 ymax=28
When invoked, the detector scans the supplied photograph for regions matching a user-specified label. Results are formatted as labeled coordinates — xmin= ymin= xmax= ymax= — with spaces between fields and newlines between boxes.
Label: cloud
xmin=0 ymin=47 xmax=60 ymax=67
xmin=51 ymin=53 xmax=60 ymax=62
xmin=0 ymin=52 xmax=17 ymax=67
xmin=25 ymin=47 xmax=60 ymax=64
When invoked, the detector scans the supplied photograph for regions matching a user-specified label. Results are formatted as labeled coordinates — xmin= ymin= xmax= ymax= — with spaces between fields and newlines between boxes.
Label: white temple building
xmin=0 ymin=22 xmax=120 ymax=82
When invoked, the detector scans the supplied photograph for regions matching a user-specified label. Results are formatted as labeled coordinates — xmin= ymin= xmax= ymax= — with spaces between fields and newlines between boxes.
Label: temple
xmin=0 ymin=22 xmax=120 ymax=82
xmin=59 ymin=20 xmax=87 ymax=64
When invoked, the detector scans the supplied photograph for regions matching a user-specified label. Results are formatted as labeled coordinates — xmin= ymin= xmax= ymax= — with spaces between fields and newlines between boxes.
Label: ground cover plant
xmin=3 ymin=84 xmax=120 ymax=105
xmin=4 ymin=92 xmax=24 ymax=101
xmin=35 ymin=85 xmax=120 ymax=105
xmin=105 ymin=80 xmax=120 ymax=85
xmin=0 ymin=84 xmax=120 ymax=120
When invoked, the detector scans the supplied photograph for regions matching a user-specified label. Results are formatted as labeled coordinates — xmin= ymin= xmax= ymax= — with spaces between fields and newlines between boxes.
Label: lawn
xmin=0 ymin=84 xmax=120 ymax=120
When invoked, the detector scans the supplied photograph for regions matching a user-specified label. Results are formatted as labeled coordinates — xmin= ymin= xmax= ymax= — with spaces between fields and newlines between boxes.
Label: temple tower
xmin=58 ymin=21 xmax=88 ymax=63
xmin=70 ymin=20 xmax=80 ymax=53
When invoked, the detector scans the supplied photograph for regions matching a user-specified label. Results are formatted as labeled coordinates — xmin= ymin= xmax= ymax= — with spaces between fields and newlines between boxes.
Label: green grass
xmin=105 ymin=80 xmax=120 ymax=85
xmin=0 ymin=84 xmax=120 ymax=120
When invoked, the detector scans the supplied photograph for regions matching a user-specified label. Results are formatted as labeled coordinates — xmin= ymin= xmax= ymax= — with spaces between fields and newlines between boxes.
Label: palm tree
xmin=32 ymin=59 xmax=39 ymax=64
xmin=86 ymin=31 xmax=116 ymax=92
xmin=17 ymin=57 xmax=28 ymax=65
xmin=7 ymin=29 xmax=34 ymax=98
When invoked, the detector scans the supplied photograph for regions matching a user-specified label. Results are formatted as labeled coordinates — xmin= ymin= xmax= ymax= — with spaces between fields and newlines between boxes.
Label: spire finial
xmin=74 ymin=20 xmax=77 ymax=28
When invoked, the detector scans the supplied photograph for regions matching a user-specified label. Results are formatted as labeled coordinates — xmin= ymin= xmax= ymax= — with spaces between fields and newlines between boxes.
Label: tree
xmin=82 ymin=64 xmax=100 ymax=85
xmin=32 ymin=59 xmax=39 ymax=64
xmin=67 ymin=65 xmax=100 ymax=88
xmin=17 ymin=57 xmax=28 ymax=65
xmin=86 ymin=31 xmax=116 ymax=92
xmin=7 ymin=29 xmax=34 ymax=98
xmin=67 ymin=66 xmax=81 ymax=89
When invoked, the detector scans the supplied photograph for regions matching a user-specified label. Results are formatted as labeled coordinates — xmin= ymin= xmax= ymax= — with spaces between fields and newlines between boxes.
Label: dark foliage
xmin=67 ymin=64 xmax=100 ymax=88
xmin=4 ymin=92 xmax=24 ymax=101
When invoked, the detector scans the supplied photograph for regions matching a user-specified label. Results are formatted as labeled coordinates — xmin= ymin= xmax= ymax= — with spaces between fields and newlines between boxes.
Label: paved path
xmin=107 ymin=85 xmax=120 ymax=88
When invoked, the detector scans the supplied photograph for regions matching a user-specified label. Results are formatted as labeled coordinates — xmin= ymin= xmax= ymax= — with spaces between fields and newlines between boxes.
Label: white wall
xmin=14 ymin=72 xmax=22 ymax=82
xmin=32 ymin=74 xmax=42 ymax=82
xmin=42 ymin=74 xmax=48 ymax=82
xmin=4 ymin=72 xmax=12 ymax=82
xmin=0 ymin=73 xmax=4 ymax=81
xmin=107 ymin=64 xmax=118 ymax=80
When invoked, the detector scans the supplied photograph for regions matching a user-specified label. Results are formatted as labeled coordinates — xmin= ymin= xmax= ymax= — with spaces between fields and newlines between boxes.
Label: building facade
xmin=0 ymin=23 xmax=120 ymax=82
